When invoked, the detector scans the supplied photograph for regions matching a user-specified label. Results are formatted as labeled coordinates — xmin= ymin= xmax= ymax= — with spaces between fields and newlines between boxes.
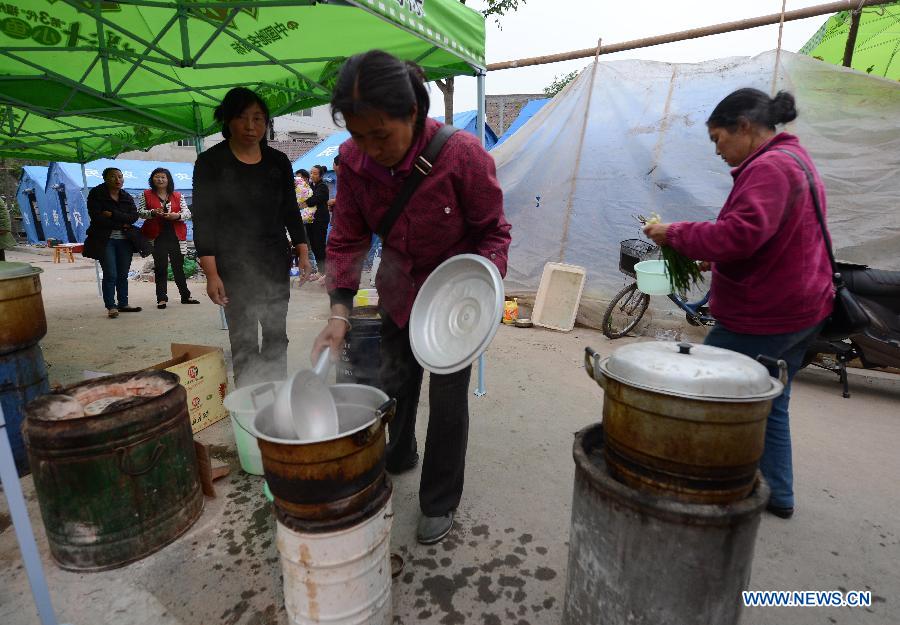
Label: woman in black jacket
xmin=83 ymin=167 xmax=142 ymax=318
xmin=302 ymin=164 xmax=330 ymax=280
xmin=192 ymin=87 xmax=312 ymax=387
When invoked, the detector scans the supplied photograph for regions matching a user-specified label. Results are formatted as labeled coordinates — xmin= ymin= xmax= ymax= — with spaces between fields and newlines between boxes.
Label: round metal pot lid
xmin=0 ymin=261 xmax=41 ymax=280
xmin=599 ymin=341 xmax=783 ymax=402
xmin=410 ymin=254 xmax=504 ymax=375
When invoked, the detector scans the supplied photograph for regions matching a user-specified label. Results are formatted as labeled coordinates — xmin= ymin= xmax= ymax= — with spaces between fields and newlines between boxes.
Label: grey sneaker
xmin=417 ymin=512 xmax=454 ymax=545
xmin=107 ymin=308 xmax=119 ymax=318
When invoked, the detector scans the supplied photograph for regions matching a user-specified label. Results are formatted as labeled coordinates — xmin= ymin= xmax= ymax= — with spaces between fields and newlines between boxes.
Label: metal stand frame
xmin=474 ymin=70 xmax=488 ymax=398
xmin=0 ymin=405 xmax=68 ymax=625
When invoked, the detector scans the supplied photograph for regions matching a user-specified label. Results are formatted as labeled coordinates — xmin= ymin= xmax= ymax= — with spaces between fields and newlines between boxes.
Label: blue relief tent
xmin=494 ymin=99 xmax=550 ymax=147
xmin=44 ymin=159 xmax=195 ymax=243
xmin=14 ymin=166 xmax=50 ymax=243
xmin=292 ymin=110 xmax=499 ymax=180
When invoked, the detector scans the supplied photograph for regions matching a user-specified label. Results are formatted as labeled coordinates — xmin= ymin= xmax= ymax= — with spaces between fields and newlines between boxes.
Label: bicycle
xmin=601 ymin=239 xmax=716 ymax=339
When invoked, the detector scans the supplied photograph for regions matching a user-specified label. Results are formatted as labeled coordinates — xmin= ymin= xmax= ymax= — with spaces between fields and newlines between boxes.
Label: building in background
xmin=116 ymin=105 xmax=343 ymax=163
xmin=486 ymin=94 xmax=545 ymax=136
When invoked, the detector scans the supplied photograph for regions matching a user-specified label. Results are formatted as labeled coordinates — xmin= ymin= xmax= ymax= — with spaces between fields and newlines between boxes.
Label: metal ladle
xmin=271 ymin=347 xmax=339 ymax=440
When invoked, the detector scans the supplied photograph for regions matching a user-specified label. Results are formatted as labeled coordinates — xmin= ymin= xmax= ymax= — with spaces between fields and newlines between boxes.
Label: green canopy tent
xmin=0 ymin=0 xmax=487 ymax=161
xmin=800 ymin=1 xmax=900 ymax=79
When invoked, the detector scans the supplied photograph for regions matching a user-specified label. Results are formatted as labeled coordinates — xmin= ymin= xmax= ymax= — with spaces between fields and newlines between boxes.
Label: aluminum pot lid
xmin=599 ymin=341 xmax=782 ymax=401
xmin=410 ymin=254 xmax=504 ymax=375
xmin=0 ymin=261 xmax=41 ymax=280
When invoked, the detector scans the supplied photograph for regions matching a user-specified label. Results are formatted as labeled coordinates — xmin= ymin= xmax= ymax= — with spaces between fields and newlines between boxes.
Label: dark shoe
xmin=766 ymin=504 xmax=794 ymax=519
xmin=385 ymin=452 xmax=419 ymax=475
xmin=157 ymin=301 xmax=167 ymax=309
xmin=118 ymin=306 xmax=142 ymax=313
xmin=107 ymin=308 xmax=119 ymax=318
xmin=181 ymin=298 xmax=200 ymax=304
xmin=417 ymin=512 xmax=454 ymax=545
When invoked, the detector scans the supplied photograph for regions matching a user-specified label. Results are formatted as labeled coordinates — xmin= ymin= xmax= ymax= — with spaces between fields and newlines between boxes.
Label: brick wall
xmin=486 ymin=94 xmax=544 ymax=135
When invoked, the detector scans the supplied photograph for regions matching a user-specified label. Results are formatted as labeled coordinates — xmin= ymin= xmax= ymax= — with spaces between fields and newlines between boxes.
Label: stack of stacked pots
xmin=249 ymin=383 xmax=397 ymax=625
xmin=0 ymin=261 xmax=50 ymax=474
xmin=561 ymin=341 xmax=785 ymax=625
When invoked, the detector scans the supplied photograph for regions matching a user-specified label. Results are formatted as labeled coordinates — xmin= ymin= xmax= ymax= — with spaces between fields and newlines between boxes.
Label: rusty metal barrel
xmin=0 ymin=343 xmax=49 ymax=474
xmin=23 ymin=370 xmax=203 ymax=571
xmin=562 ymin=425 xmax=769 ymax=625
xmin=0 ymin=261 xmax=47 ymax=355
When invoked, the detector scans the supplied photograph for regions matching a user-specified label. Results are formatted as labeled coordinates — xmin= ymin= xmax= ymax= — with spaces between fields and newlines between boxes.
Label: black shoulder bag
xmin=777 ymin=149 xmax=870 ymax=339
xmin=376 ymin=124 xmax=459 ymax=239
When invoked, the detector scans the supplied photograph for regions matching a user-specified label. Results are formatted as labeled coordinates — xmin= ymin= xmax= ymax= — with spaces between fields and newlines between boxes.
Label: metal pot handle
xmin=376 ymin=398 xmax=397 ymax=426
xmin=756 ymin=355 xmax=788 ymax=387
xmin=116 ymin=442 xmax=166 ymax=477
xmin=584 ymin=347 xmax=606 ymax=389
xmin=351 ymin=399 xmax=397 ymax=446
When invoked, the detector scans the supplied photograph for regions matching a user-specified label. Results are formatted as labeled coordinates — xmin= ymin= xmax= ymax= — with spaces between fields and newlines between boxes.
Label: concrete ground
xmin=1 ymin=248 xmax=898 ymax=625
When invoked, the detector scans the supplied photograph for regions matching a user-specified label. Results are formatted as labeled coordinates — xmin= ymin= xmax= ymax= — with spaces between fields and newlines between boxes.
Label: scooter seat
xmin=842 ymin=268 xmax=900 ymax=300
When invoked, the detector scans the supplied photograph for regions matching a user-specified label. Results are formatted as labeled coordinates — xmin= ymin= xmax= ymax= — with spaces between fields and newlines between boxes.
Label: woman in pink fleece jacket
xmin=644 ymin=88 xmax=833 ymax=520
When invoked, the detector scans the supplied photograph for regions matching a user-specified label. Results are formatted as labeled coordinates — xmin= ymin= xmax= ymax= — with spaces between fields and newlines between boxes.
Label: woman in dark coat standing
xmin=83 ymin=167 xmax=142 ymax=318
xmin=192 ymin=88 xmax=312 ymax=387
xmin=302 ymin=164 xmax=330 ymax=280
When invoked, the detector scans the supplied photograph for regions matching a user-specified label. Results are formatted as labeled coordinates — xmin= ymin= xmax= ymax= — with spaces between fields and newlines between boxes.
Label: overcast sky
xmin=430 ymin=0 xmax=830 ymax=117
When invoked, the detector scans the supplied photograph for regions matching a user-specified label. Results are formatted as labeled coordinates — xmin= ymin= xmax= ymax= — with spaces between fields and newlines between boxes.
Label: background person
xmin=137 ymin=167 xmax=199 ymax=308
xmin=644 ymin=88 xmax=833 ymax=520
xmin=0 ymin=196 xmax=14 ymax=261
xmin=301 ymin=164 xmax=330 ymax=281
xmin=311 ymin=50 xmax=511 ymax=545
xmin=83 ymin=167 xmax=142 ymax=318
xmin=192 ymin=87 xmax=312 ymax=387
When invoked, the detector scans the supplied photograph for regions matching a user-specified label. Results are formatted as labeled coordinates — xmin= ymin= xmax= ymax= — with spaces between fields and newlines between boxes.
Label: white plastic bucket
xmin=635 ymin=260 xmax=673 ymax=295
xmin=223 ymin=381 xmax=282 ymax=475
xmin=277 ymin=496 xmax=393 ymax=625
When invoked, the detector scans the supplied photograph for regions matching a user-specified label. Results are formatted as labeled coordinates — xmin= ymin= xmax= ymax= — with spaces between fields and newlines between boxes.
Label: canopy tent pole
xmin=842 ymin=1 xmax=866 ymax=67
xmin=0 ymin=405 xmax=68 ymax=625
xmin=475 ymin=70 xmax=487 ymax=398
xmin=78 ymin=142 xmax=103 ymax=299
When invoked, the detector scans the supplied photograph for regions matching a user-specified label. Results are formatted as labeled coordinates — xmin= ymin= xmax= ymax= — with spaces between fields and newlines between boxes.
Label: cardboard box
xmin=146 ymin=344 xmax=229 ymax=434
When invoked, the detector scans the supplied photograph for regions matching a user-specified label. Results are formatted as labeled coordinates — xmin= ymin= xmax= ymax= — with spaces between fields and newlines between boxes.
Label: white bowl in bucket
xmin=223 ymin=381 xmax=282 ymax=475
xmin=635 ymin=260 xmax=673 ymax=295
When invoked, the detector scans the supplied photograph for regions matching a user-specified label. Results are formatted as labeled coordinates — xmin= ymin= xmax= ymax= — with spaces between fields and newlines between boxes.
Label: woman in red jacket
xmin=138 ymin=168 xmax=199 ymax=308
xmin=311 ymin=50 xmax=511 ymax=545
xmin=644 ymin=88 xmax=834 ymax=519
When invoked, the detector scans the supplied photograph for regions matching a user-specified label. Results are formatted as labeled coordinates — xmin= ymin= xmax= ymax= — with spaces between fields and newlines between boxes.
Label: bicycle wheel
xmin=601 ymin=283 xmax=650 ymax=339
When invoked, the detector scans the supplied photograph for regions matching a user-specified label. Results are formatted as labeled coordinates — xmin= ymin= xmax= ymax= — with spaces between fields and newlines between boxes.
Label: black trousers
xmin=380 ymin=314 xmax=472 ymax=516
xmin=152 ymin=229 xmax=190 ymax=302
xmin=221 ymin=276 xmax=290 ymax=388
xmin=305 ymin=220 xmax=328 ymax=274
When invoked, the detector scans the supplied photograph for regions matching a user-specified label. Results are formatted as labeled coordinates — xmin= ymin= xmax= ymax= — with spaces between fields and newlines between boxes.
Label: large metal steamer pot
xmin=250 ymin=384 xmax=396 ymax=522
xmin=0 ymin=262 xmax=47 ymax=354
xmin=584 ymin=342 xmax=786 ymax=504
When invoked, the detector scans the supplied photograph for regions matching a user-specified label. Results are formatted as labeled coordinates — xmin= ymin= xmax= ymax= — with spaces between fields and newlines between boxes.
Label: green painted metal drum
xmin=23 ymin=370 xmax=203 ymax=571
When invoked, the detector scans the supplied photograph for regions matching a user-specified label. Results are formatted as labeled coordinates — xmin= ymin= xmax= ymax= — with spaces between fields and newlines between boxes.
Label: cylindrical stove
xmin=562 ymin=425 xmax=769 ymax=625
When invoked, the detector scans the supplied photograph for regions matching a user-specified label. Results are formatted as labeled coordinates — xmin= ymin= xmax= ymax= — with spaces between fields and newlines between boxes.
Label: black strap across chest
xmin=376 ymin=124 xmax=459 ymax=239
